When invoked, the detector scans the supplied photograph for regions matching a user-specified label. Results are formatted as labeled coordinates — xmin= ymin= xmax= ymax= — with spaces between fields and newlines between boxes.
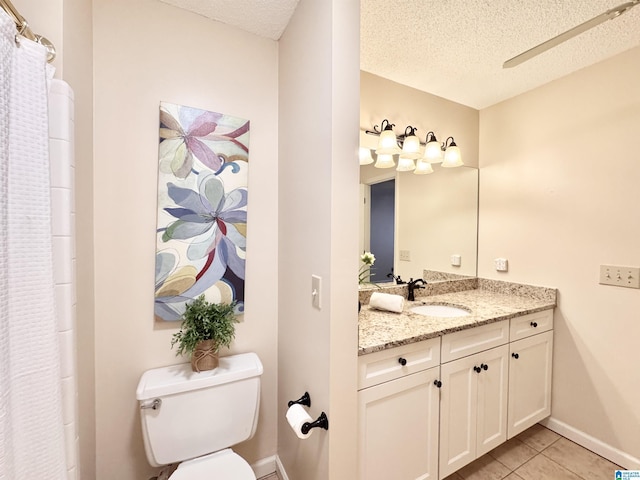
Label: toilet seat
xmin=169 ymin=449 xmax=256 ymax=480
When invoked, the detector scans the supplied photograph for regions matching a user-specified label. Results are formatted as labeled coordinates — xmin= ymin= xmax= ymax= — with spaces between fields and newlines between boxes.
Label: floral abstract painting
xmin=154 ymin=102 xmax=249 ymax=321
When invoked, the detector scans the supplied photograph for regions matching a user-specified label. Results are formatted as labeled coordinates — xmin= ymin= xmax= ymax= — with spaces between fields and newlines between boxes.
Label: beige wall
xmin=479 ymin=46 xmax=640 ymax=467
xmin=397 ymin=166 xmax=478 ymax=278
xmin=93 ymin=1 xmax=278 ymax=478
xmin=278 ymin=0 xmax=360 ymax=478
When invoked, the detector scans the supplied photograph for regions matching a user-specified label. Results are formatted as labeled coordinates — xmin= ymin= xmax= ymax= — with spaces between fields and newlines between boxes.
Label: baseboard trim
xmin=276 ymin=455 xmax=290 ymax=480
xmin=252 ymin=455 xmax=276 ymax=478
xmin=541 ymin=417 xmax=640 ymax=470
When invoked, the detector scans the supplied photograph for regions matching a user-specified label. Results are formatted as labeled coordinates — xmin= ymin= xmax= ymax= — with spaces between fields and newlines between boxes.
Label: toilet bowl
xmin=169 ymin=449 xmax=255 ymax=479
xmin=136 ymin=353 xmax=263 ymax=479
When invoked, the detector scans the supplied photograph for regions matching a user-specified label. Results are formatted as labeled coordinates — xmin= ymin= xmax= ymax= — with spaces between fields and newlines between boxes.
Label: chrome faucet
xmin=407 ymin=278 xmax=426 ymax=301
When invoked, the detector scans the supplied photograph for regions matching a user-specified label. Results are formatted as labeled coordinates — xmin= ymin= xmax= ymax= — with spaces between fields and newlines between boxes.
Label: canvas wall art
xmin=154 ymin=102 xmax=249 ymax=321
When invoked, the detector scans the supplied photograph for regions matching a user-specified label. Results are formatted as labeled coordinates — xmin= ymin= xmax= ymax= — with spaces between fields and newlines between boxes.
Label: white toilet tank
xmin=136 ymin=352 xmax=263 ymax=467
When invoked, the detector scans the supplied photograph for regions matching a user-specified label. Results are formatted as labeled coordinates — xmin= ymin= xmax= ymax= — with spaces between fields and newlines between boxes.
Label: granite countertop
xmin=358 ymin=285 xmax=556 ymax=355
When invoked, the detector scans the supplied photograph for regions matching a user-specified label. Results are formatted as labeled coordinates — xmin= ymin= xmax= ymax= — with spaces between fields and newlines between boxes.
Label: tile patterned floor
xmin=260 ymin=424 xmax=622 ymax=480
xmin=445 ymin=424 xmax=622 ymax=480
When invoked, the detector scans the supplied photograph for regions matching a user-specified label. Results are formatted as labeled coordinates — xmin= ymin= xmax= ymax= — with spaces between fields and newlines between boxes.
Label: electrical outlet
xmin=599 ymin=265 xmax=640 ymax=289
xmin=494 ymin=258 xmax=508 ymax=272
xmin=399 ymin=250 xmax=411 ymax=261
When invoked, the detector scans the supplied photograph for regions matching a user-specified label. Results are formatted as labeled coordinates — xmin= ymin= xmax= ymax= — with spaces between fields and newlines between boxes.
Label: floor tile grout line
xmin=538 ymin=437 xmax=595 ymax=480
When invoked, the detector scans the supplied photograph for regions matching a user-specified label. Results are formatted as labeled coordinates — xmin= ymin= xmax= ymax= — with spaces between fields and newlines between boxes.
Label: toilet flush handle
xmin=140 ymin=398 xmax=162 ymax=410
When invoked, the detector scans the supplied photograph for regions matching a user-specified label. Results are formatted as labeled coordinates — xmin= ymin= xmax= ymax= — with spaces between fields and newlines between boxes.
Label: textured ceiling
xmin=161 ymin=0 xmax=640 ymax=109
xmin=158 ymin=0 xmax=300 ymax=40
xmin=361 ymin=0 xmax=640 ymax=109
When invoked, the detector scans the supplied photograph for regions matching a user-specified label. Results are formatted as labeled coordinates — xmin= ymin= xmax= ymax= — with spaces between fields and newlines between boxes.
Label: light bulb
xmin=396 ymin=156 xmax=416 ymax=171
xmin=359 ymin=147 xmax=374 ymax=165
xmin=424 ymin=139 xmax=443 ymax=163
xmin=414 ymin=159 xmax=434 ymax=175
xmin=442 ymin=145 xmax=463 ymax=168
xmin=374 ymin=153 xmax=395 ymax=168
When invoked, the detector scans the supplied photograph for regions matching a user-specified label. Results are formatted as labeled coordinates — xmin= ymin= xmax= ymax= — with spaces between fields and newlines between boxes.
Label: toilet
xmin=136 ymin=352 xmax=263 ymax=479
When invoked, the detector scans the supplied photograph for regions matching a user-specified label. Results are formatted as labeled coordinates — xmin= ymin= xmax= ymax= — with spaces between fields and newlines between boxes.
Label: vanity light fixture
xmin=359 ymin=147 xmax=374 ymax=165
xmin=374 ymin=153 xmax=395 ymax=169
xmin=414 ymin=159 xmax=434 ymax=175
xmin=363 ymin=119 xmax=463 ymax=171
xmin=423 ymin=131 xmax=444 ymax=164
xmin=374 ymin=119 xmax=402 ymax=155
xmin=441 ymin=137 xmax=463 ymax=168
xmin=399 ymin=126 xmax=422 ymax=160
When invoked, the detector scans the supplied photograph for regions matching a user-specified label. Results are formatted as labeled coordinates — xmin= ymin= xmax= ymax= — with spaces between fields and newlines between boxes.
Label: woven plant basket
xmin=190 ymin=339 xmax=219 ymax=372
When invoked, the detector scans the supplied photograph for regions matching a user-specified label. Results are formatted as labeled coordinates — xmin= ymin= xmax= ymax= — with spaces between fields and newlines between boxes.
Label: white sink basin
xmin=410 ymin=304 xmax=470 ymax=318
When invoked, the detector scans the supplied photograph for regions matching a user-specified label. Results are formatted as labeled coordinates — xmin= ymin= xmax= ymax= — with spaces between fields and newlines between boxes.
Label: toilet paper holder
xmin=288 ymin=391 xmax=311 ymax=408
xmin=301 ymin=411 xmax=329 ymax=434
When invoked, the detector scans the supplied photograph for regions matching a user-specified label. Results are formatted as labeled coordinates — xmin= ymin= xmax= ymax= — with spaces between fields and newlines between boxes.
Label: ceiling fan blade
xmin=503 ymin=1 xmax=639 ymax=68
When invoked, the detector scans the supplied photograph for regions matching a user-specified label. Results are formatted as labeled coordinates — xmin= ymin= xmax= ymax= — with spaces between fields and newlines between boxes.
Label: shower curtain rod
xmin=0 ymin=0 xmax=56 ymax=63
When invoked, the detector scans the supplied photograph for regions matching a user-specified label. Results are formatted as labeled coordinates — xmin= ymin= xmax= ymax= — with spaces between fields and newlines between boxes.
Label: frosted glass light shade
xmin=424 ymin=140 xmax=443 ymax=163
xmin=375 ymin=129 xmax=402 ymax=154
xmin=359 ymin=147 xmax=374 ymax=165
xmin=400 ymin=134 xmax=422 ymax=160
xmin=414 ymin=159 xmax=434 ymax=175
xmin=441 ymin=145 xmax=463 ymax=168
xmin=374 ymin=153 xmax=395 ymax=168
xmin=396 ymin=156 xmax=416 ymax=171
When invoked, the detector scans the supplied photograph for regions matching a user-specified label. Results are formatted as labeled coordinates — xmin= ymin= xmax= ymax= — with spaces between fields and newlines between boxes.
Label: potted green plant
xmin=171 ymin=295 xmax=239 ymax=372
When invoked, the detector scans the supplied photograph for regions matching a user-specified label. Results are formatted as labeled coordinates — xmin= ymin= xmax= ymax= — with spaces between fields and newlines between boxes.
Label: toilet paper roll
xmin=286 ymin=404 xmax=313 ymax=439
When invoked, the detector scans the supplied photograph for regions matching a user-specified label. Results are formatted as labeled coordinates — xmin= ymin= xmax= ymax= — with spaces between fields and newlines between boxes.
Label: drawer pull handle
xmin=433 ymin=380 xmax=442 ymax=388
xmin=398 ymin=357 xmax=407 ymax=366
xmin=481 ymin=363 xmax=488 ymax=371
xmin=512 ymin=353 xmax=519 ymax=359
xmin=530 ymin=322 xmax=538 ymax=328
xmin=473 ymin=366 xmax=481 ymax=373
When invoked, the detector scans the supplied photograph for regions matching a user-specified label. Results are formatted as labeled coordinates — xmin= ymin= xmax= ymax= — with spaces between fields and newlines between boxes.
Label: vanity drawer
xmin=441 ymin=320 xmax=509 ymax=363
xmin=510 ymin=310 xmax=553 ymax=341
xmin=358 ymin=337 xmax=441 ymax=390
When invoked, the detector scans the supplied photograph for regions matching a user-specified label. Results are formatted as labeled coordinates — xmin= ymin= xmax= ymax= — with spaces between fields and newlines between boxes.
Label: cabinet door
xmin=439 ymin=355 xmax=478 ymax=479
xmin=358 ymin=367 xmax=440 ymax=480
xmin=508 ymin=331 xmax=553 ymax=438
xmin=476 ymin=344 xmax=509 ymax=457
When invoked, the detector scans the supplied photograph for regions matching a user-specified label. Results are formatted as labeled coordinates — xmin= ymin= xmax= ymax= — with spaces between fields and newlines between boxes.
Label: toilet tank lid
xmin=136 ymin=352 xmax=263 ymax=401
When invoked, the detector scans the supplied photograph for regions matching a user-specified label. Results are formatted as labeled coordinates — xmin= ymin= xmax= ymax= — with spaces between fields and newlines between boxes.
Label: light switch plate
xmin=399 ymin=250 xmax=411 ymax=261
xmin=599 ymin=265 xmax=640 ymax=289
xmin=311 ymin=275 xmax=322 ymax=309
xmin=451 ymin=254 xmax=461 ymax=266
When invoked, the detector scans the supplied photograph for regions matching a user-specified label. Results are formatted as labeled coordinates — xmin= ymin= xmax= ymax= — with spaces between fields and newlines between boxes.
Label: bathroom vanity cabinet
xmin=507 ymin=311 xmax=553 ymax=438
xmin=358 ymin=337 xmax=441 ymax=480
xmin=357 ymin=308 xmax=554 ymax=480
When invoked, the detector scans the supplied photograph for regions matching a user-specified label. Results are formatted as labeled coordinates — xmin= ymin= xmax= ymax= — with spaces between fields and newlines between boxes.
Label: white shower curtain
xmin=0 ymin=10 xmax=68 ymax=480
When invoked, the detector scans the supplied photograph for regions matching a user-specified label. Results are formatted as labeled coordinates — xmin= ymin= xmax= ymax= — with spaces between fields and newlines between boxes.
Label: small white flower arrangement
xmin=358 ymin=251 xmax=377 ymax=285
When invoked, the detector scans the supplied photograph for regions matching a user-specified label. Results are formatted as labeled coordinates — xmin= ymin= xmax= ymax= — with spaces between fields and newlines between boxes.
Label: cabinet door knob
xmin=481 ymin=363 xmax=488 ymax=371
xmin=473 ymin=366 xmax=481 ymax=373
xmin=433 ymin=380 xmax=442 ymax=388
xmin=398 ymin=357 xmax=407 ymax=366
xmin=530 ymin=322 xmax=538 ymax=328
xmin=512 ymin=353 xmax=519 ymax=359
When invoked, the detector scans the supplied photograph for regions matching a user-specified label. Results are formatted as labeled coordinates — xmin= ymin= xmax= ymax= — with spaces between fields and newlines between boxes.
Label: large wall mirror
xmin=359 ymin=71 xmax=480 ymax=285
xmin=359 ymin=162 xmax=478 ymax=283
